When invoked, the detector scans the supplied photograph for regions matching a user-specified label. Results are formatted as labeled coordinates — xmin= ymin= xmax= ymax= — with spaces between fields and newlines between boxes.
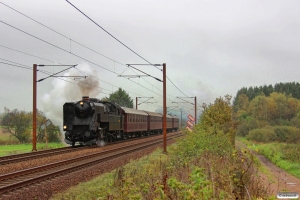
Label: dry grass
xmin=0 ymin=128 xmax=19 ymax=145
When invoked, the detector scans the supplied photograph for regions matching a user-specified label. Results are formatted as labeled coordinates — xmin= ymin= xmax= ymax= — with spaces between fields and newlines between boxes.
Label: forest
xmin=233 ymin=82 xmax=300 ymax=143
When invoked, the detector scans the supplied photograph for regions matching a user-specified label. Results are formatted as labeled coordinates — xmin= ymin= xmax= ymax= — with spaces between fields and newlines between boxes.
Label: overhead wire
xmin=1 ymin=2 xmax=193 ymax=107
xmin=0 ymin=21 xmax=169 ymax=103
xmin=0 ymin=4 xmax=195 ymax=111
xmin=0 ymin=2 xmax=166 ymax=99
xmin=65 ymin=0 xmax=161 ymax=71
xmin=0 ymin=61 xmax=31 ymax=70
xmin=64 ymin=0 xmax=191 ymax=98
xmin=0 ymin=43 xmax=163 ymax=106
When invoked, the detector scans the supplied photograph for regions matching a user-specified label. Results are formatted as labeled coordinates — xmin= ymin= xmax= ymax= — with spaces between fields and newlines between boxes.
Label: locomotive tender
xmin=63 ymin=96 xmax=179 ymax=146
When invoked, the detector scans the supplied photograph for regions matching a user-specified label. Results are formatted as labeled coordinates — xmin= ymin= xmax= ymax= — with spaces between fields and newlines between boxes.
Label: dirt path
xmin=235 ymin=140 xmax=300 ymax=196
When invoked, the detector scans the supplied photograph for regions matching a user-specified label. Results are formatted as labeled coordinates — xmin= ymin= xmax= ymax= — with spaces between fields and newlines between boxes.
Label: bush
xmin=281 ymin=144 xmax=300 ymax=163
xmin=247 ymin=128 xmax=277 ymax=142
xmin=273 ymin=126 xmax=300 ymax=143
xmin=236 ymin=123 xmax=249 ymax=137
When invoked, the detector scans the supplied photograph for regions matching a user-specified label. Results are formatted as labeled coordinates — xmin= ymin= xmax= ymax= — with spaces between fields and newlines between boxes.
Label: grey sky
xmin=1 ymin=0 xmax=300 ymax=124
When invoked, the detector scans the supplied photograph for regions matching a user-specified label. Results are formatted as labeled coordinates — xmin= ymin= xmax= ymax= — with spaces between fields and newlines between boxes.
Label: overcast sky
xmin=1 ymin=0 xmax=300 ymax=123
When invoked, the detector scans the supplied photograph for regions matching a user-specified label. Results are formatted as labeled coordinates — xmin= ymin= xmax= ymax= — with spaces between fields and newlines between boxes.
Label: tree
xmin=199 ymin=95 xmax=235 ymax=146
xmin=35 ymin=110 xmax=61 ymax=142
xmin=104 ymin=88 xmax=134 ymax=108
xmin=1 ymin=109 xmax=31 ymax=143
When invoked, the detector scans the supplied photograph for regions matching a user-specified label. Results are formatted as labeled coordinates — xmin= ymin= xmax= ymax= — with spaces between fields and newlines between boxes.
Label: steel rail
xmin=0 ymin=133 xmax=182 ymax=195
xmin=0 ymin=131 xmax=181 ymax=165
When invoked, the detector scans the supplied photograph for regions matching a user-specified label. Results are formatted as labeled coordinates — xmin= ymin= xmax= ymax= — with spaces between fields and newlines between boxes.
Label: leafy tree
xmin=199 ymin=95 xmax=235 ymax=146
xmin=234 ymin=93 xmax=249 ymax=113
xmin=39 ymin=124 xmax=61 ymax=143
xmin=1 ymin=109 xmax=31 ymax=143
xmin=36 ymin=109 xmax=47 ymax=142
xmin=35 ymin=110 xmax=61 ymax=142
xmin=104 ymin=88 xmax=134 ymax=108
xmin=247 ymin=94 xmax=268 ymax=120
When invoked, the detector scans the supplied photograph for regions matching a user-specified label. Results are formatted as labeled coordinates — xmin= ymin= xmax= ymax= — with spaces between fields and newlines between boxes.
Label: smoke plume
xmin=41 ymin=63 xmax=101 ymax=132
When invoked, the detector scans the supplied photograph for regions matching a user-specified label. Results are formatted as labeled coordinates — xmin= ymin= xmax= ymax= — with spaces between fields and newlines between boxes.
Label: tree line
xmin=195 ymin=82 xmax=300 ymax=145
xmin=233 ymin=82 xmax=300 ymax=143
xmin=233 ymin=82 xmax=300 ymax=105
xmin=0 ymin=107 xmax=61 ymax=144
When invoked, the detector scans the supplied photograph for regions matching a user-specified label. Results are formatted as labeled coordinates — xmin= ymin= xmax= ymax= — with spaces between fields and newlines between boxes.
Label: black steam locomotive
xmin=63 ymin=96 xmax=179 ymax=146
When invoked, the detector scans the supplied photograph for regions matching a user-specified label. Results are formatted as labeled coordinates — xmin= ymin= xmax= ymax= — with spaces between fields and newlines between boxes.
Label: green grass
xmin=237 ymin=137 xmax=300 ymax=178
xmin=0 ymin=143 xmax=65 ymax=156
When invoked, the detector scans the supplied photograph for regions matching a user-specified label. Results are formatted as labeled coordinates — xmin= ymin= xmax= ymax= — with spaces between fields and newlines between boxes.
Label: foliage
xmin=233 ymin=82 xmax=300 ymax=106
xmin=103 ymin=87 xmax=134 ymax=108
xmin=233 ymin=89 xmax=300 ymax=140
xmin=1 ymin=108 xmax=31 ymax=143
xmin=273 ymin=126 xmax=300 ymax=143
xmin=36 ymin=110 xmax=61 ymax=143
xmin=1 ymin=108 xmax=61 ymax=144
xmin=246 ymin=126 xmax=300 ymax=143
xmin=247 ymin=127 xmax=278 ymax=142
xmin=199 ymin=94 xmax=235 ymax=146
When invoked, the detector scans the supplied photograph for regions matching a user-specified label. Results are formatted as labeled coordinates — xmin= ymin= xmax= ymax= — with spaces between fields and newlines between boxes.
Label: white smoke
xmin=41 ymin=63 xmax=101 ymax=132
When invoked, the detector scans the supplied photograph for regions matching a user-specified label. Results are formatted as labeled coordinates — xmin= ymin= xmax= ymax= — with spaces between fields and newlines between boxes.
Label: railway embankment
xmin=51 ymin=128 xmax=272 ymax=200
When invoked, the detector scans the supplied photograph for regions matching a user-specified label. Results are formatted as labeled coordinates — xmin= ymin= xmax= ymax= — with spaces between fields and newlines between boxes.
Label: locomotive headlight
xmin=80 ymin=101 xmax=84 ymax=105
xmin=63 ymin=125 xmax=67 ymax=130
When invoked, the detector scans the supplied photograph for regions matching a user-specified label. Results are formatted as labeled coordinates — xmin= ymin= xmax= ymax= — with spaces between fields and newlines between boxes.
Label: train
xmin=63 ymin=96 xmax=179 ymax=146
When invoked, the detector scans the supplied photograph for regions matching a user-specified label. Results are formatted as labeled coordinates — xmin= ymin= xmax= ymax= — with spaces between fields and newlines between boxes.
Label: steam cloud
xmin=41 ymin=63 xmax=101 ymax=133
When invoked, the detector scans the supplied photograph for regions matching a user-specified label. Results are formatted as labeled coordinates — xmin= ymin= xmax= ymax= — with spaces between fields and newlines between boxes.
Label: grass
xmin=0 ymin=128 xmax=65 ymax=156
xmin=236 ymin=137 xmax=300 ymax=178
xmin=51 ymin=129 xmax=273 ymax=200
xmin=0 ymin=143 xmax=65 ymax=157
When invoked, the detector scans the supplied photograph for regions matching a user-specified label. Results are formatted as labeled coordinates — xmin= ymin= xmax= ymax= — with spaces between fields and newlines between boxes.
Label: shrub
xmin=273 ymin=126 xmax=300 ymax=143
xmin=281 ymin=144 xmax=300 ymax=163
xmin=247 ymin=128 xmax=277 ymax=142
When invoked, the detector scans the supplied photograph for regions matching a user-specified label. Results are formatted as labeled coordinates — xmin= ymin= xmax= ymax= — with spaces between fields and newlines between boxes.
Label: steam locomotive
xmin=63 ymin=96 xmax=179 ymax=146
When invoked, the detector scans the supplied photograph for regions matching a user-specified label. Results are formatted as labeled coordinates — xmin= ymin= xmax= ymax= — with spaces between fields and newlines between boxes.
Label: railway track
xmin=0 ymin=132 xmax=182 ymax=196
xmin=0 ymin=131 xmax=181 ymax=166
xmin=0 ymin=146 xmax=85 ymax=166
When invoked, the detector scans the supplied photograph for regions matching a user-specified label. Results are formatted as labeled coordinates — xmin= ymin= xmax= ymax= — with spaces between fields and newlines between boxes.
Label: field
xmin=0 ymin=127 xmax=19 ymax=144
xmin=0 ymin=128 xmax=65 ymax=156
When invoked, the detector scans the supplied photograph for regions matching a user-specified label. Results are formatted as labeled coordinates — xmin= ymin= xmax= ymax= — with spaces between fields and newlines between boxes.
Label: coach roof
xmin=143 ymin=111 xmax=163 ymax=117
xmin=121 ymin=107 xmax=148 ymax=116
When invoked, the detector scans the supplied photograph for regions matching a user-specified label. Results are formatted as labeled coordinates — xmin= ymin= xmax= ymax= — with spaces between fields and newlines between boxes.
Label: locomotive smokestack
xmin=82 ymin=96 xmax=89 ymax=101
